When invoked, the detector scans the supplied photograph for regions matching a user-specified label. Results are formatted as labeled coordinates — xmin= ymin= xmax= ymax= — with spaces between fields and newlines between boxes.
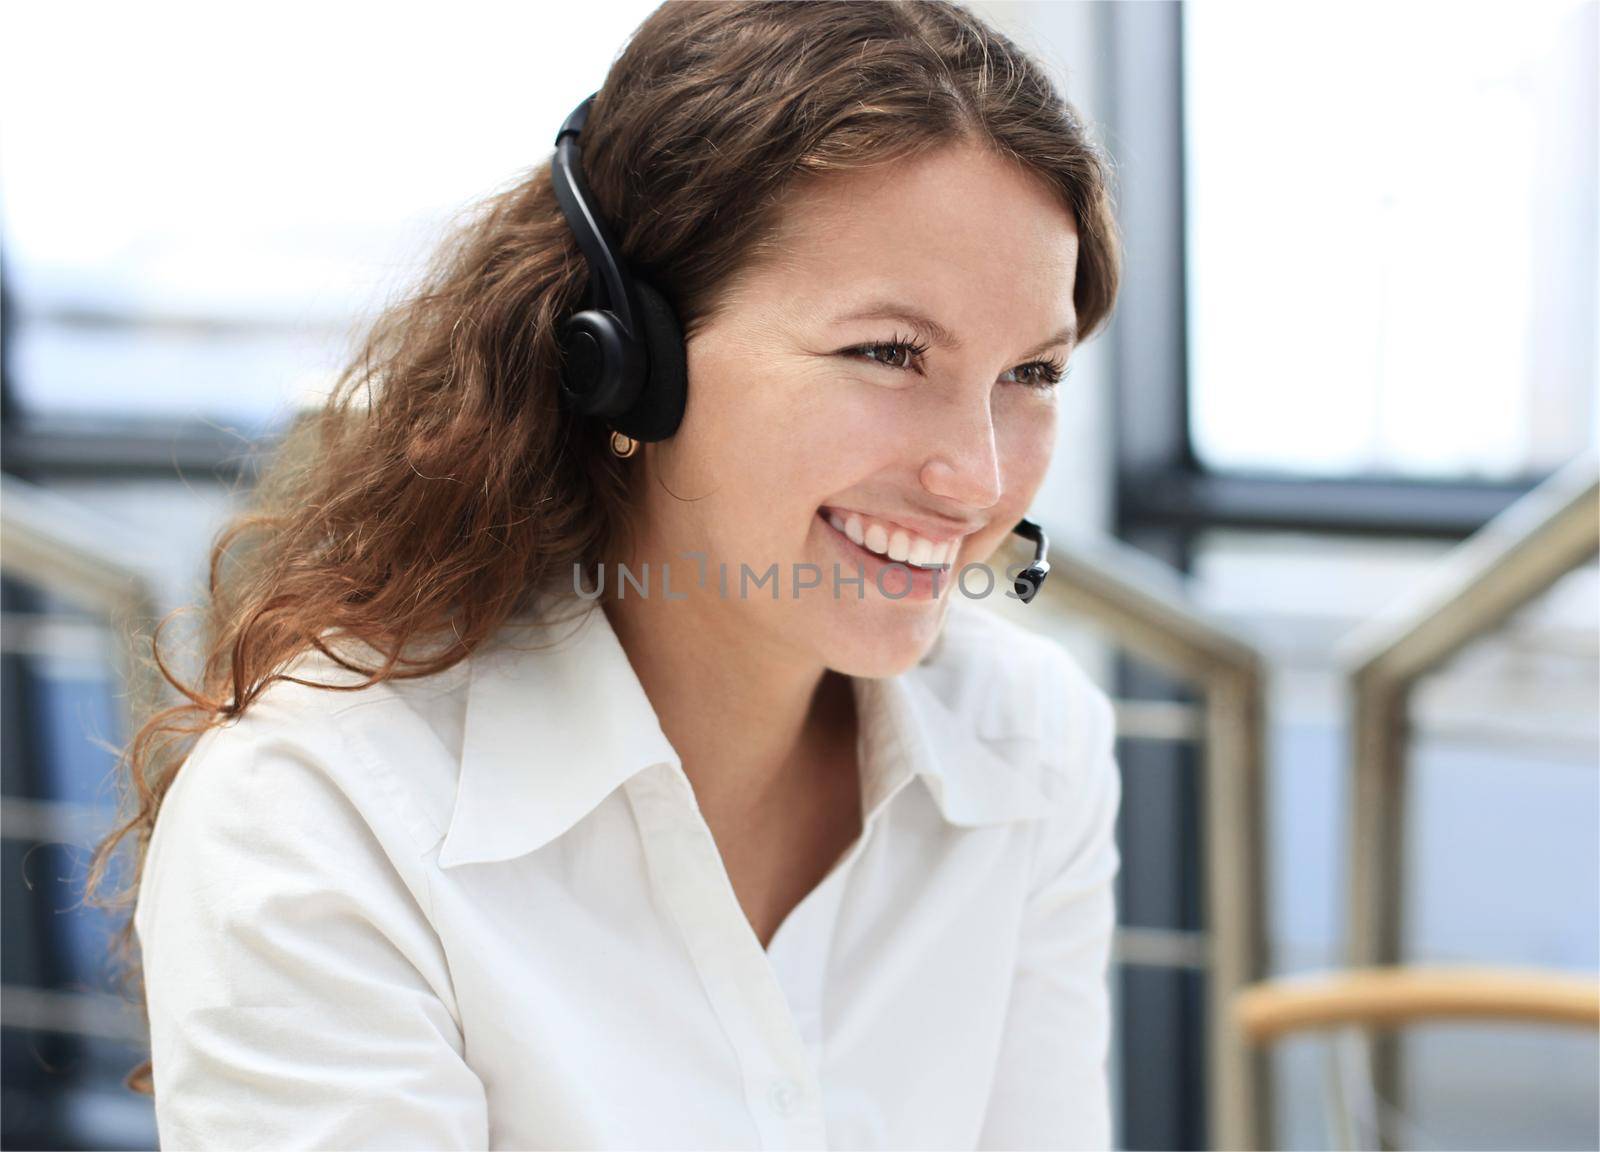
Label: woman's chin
xmin=813 ymin=595 xmax=951 ymax=678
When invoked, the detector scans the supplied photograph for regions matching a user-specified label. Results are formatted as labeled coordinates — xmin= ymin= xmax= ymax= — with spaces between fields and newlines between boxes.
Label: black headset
xmin=550 ymin=92 xmax=1051 ymax=604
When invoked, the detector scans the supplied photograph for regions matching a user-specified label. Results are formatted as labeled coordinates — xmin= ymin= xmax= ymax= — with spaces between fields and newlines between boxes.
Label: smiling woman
xmin=89 ymin=2 xmax=1125 ymax=1148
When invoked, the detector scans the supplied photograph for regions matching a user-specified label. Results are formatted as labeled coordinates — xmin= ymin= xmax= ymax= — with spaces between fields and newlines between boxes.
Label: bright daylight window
xmin=0 ymin=1 xmax=662 ymax=437
xmin=1184 ymin=1 xmax=1598 ymax=481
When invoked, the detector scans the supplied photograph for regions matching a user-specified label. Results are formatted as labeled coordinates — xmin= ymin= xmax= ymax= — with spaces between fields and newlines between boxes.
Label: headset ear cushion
xmin=610 ymin=278 xmax=688 ymax=442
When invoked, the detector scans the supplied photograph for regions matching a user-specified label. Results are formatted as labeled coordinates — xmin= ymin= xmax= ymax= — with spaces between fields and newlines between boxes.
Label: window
xmin=0 ymin=1 xmax=661 ymax=433
xmin=1185 ymin=1 xmax=1598 ymax=480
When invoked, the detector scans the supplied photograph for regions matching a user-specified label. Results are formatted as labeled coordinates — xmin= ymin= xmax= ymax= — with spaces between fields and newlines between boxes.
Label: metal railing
xmin=1015 ymin=527 xmax=1272 ymax=1152
xmin=1 ymin=472 xmax=167 ymax=1047
xmin=1338 ymin=451 xmax=1600 ymax=1146
xmin=1 ymin=472 xmax=166 ymax=735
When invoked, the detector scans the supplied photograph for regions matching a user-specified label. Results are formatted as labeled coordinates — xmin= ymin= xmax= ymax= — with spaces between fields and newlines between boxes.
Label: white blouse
xmin=135 ymin=595 xmax=1122 ymax=1150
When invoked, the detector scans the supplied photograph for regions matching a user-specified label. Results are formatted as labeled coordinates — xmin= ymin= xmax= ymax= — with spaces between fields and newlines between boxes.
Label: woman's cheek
xmin=841 ymin=385 xmax=914 ymax=438
xmin=790 ymin=377 xmax=908 ymax=462
xmin=998 ymin=394 xmax=1058 ymax=475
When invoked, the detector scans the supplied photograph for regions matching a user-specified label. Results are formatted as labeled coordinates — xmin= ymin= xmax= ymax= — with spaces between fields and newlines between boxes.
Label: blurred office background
xmin=1 ymin=2 xmax=1595 ymax=1148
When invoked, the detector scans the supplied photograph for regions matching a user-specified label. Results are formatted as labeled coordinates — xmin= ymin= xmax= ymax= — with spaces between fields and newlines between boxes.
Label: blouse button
xmin=767 ymin=1077 xmax=804 ymax=1118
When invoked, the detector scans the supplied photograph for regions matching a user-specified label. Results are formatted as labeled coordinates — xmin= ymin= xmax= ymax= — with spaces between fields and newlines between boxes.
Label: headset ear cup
xmin=559 ymin=309 xmax=642 ymax=418
xmin=609 ymin=278 xmax=688 ymax=442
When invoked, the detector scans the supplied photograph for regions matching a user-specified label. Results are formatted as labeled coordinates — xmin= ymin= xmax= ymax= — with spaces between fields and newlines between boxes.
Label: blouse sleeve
xmin=134 ymin=707 xmax=490 ymax=1149
xmin=978 ymin=658 xmax=1123 ymax=1151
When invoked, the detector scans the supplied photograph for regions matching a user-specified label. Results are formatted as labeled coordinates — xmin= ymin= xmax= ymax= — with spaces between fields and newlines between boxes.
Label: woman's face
xmin=631 ymin=138 xmax=1080 ymax=678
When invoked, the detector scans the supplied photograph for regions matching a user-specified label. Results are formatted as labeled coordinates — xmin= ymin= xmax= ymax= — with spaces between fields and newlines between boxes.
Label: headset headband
xmin=551 ymin=93 xmax=639 ymax=339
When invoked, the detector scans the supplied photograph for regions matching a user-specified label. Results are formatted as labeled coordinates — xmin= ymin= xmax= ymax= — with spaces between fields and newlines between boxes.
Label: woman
xmin=94 ymin=1 xmax=1124 ymax=1147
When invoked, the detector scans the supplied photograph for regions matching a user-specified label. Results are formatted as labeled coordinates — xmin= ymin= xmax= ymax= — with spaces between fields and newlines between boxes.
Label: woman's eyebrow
xmin=830 ymin=301 xmax=1077 ymax=358
xmin=832 ymin=302 xmax=963 ymax=350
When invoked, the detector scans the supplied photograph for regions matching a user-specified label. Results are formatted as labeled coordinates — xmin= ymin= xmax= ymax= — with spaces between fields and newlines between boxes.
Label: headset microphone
xmin=1010 ymin=517 xmax=1051 ymax=604
xmin=550 ymin=91 xmax=1048 ymax=604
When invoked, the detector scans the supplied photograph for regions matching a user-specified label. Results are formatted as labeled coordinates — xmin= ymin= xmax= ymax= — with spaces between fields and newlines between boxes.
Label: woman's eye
xmin=847 ymin=336 xmax=928 ymax=373
xmin=1001 ymin=359 xmax=1070 ymax=391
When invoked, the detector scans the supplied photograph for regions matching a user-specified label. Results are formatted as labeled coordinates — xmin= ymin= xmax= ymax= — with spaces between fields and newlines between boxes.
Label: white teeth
xmin=827 ymin=508 xmax=959 ymax=567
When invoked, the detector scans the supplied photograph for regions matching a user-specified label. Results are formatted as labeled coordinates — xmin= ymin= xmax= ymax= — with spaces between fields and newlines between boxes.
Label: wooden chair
xmin=1234 ymin=965 xmax=1600 ymax=1150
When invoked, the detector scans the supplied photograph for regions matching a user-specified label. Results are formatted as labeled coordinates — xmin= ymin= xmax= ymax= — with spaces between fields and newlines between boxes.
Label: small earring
xmin=609 ymin=429 xmax=639 ymax=459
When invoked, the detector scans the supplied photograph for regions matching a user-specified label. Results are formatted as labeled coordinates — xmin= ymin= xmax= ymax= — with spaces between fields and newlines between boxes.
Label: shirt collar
xmin=437 ymin=600 xmax=1049 ymax=869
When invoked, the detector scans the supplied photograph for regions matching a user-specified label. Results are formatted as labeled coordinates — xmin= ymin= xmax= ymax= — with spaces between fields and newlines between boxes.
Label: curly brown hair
xmin=86 ymin=0 xmax=1121 ymax=1093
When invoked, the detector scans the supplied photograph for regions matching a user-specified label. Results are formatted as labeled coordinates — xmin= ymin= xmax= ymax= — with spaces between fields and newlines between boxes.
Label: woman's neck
xmin=601 ymin=589 xmax=854 ymax=810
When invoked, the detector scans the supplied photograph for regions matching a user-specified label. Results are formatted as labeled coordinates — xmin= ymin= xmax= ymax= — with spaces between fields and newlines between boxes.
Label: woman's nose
xmin=917 ymin=393 xmax=1003 ymax=510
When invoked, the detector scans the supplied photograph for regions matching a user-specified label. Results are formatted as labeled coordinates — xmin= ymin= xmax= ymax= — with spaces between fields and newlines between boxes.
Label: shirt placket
xmin=769 ymin=677 xmax=921 ymax=1065
xmin=763 ymin=763 xmax=910 ymax=1062
xmin=625 ymin=762 xmax=831 ymax=1150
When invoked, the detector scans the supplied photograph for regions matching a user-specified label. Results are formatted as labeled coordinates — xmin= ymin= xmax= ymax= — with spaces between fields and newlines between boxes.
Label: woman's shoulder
xmin=154 ymin=632 xmax=481 ymax=874
xmin=916 ymin=599 xmax=1117 ymax=804
xmin=132 ymin=639 xmax=482 ymax=1089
